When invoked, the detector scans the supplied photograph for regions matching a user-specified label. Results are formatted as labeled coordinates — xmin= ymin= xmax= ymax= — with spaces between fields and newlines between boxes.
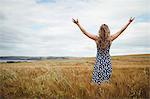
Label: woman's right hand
xmin=72 ymin=18 xmax=79 ymax=25
xmin=128 ymin=17 xmax=135 ymax=23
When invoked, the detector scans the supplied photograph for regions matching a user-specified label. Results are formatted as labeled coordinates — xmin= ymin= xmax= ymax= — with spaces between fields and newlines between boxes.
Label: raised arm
xmin=111 ymin=17 xmax=135 ymax=41
xmin=72 ymin=18 xmax=98 ymax=41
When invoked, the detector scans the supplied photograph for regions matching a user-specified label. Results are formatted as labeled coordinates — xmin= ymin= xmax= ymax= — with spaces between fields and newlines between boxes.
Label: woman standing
xmin=72 ymin=17 xmax=134 ymax=85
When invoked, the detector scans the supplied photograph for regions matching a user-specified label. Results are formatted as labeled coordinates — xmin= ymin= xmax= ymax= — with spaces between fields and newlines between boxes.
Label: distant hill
xmin=0 ymin=54 xmax=149 ymax=62
xmin=0 ymin=56 xmax=70 ymax=61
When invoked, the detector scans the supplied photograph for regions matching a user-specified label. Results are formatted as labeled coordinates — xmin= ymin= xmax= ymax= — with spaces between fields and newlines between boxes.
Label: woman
xmin=72 ymin=17 xmax=135 ymax=85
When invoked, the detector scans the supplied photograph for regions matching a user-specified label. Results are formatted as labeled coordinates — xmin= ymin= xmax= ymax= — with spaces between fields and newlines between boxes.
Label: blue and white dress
xmin=92 ymin=41 xmax=112 ymax=85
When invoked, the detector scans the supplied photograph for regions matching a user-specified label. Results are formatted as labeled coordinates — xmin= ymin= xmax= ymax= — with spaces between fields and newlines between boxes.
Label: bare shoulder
xmin=94 ymin=36 xmax=98 ymax=46
xmin=108 ymin=36 xmax=113 ymax=45
xmin=95 ymin=35 xmax=99 ymax=40
xmin=94 ymin=35 xmax=99 ymax=43
xmin=109 ymin=35 xmax=114 ymax=42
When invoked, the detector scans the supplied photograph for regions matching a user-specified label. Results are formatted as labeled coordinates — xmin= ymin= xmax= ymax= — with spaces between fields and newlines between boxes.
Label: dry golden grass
xmin=0 ymin=54 xmax=150 ymax=99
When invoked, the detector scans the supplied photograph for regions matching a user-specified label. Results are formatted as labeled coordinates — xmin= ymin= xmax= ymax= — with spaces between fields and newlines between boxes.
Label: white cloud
xmin=0 ymin=0 xmax=149 ymax=56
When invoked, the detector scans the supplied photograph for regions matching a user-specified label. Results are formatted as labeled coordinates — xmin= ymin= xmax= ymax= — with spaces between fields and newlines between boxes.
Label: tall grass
xmin=0 ymin=54 xmax=150 ymax=99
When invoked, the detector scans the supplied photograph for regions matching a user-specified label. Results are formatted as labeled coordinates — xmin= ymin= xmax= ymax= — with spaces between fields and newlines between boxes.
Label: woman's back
xmin=92 ymin=40 xmax=112 ymax=84
xmin=96 ymin=41 xmax=111 ymax=55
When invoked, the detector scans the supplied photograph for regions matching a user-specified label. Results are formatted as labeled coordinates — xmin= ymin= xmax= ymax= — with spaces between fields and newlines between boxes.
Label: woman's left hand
xmin=72 ymin=18 xmax=79 ymax=25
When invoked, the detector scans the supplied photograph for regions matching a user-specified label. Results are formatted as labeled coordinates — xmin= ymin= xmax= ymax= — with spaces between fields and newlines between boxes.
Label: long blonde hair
xmin=97 ymin=24 xmax=111 ymax=50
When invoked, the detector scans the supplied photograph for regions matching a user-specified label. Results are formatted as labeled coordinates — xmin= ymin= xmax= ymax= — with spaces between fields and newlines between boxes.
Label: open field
xmin=0 ymin=54 xmax=150 ymax=99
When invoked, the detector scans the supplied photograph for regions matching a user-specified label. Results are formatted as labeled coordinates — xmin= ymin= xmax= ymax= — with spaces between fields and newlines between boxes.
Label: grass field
xmin=0 ymin=54 xmax=150 ymax=99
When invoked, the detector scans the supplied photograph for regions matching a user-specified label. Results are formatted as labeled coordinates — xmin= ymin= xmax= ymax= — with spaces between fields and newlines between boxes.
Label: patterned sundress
xmin=91 ymin=41 xmax=112 ymax=85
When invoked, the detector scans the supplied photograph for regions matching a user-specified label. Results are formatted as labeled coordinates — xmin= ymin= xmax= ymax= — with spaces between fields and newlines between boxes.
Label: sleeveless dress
xmin=91 ymin=41 xmax=112 ymax=85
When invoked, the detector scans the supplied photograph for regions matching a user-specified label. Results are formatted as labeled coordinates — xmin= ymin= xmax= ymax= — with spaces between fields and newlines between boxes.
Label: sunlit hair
xmin=98 ymin=24 xmax=111 ymax=50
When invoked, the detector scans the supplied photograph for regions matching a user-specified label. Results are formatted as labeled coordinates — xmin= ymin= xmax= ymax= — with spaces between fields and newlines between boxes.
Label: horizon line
xmin=0 ymin=53 xmax=149 ymax=57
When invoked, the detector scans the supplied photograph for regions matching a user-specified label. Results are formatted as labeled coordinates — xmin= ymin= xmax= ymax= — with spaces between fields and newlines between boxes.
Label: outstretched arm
xmin=111 ymin=17 xmax=135 ymax=41
xmin=72 ymin=18 xmax=98 ymax=41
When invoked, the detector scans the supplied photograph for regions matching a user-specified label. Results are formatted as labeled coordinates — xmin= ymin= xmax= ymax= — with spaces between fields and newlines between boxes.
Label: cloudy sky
xmin=0 ymin=0 xmax=150 ymax=56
